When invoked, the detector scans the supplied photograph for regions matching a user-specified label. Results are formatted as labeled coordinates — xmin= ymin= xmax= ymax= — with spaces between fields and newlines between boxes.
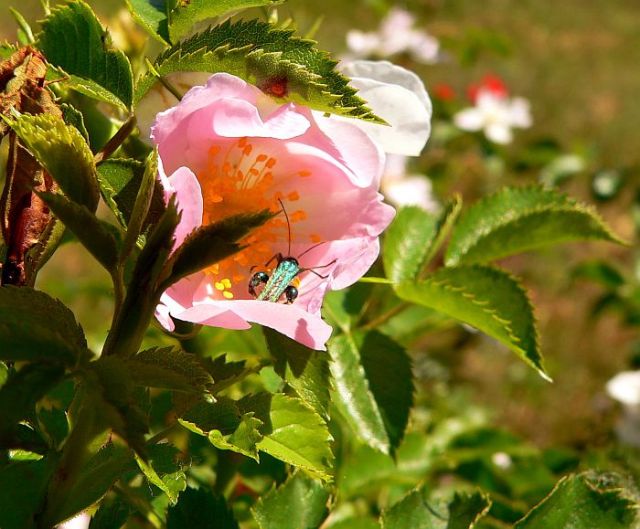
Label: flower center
xmin=196 ymin=137 xmax=314 ymax=301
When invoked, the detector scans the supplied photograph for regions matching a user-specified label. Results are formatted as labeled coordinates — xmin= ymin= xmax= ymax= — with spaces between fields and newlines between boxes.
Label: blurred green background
xmin=1 ymin=0 xmax=638 ymax=454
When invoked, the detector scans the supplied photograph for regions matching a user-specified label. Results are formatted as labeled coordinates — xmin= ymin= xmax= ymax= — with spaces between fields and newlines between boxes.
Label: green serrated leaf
xmin=329 ymin=331 xmax=413 ymax=456
xmin=424 ymin=195 xmax=463 ymax=269
xmin=135 ymin=444 xmax=187 ymax=503
xmin=168 ymin=0 xmax=283 ymax=42
xmin=8 ymin=113 xmax=98 ymax=210
xmin=264 ymin=328 xmax=330 ymax=420
xmin=103 ymin=200 xmax=179 ymax=357
xmin=0 ymin=286 xmax=87 ymax=365
xmin=90 ymin=495 xmax=131 ymax=529
xmin=252 ymin=471 xmax=330 ymax=529
xmin=88 ymin=358 xmax=149 ymax=455
xmin=37 ymin=0 xmax=134 ymax=109
xmin=396 ymin=265 xmax=547 ymax=379
xmin=240 ymin=393 xmax=334 ymax=481
xmin=126 ymin=0 xmax=170 ymax=44
xmin=445 ymin=186 xmax=624 ymax=266
xmin=60 ymin=103 xmax=90 ymax=141
xmin=384 ymin=206 xmax=438 ymax=283
xmin=167 ymin=487 xmax=239 ymax=529
xmin=163 ymin=210 xmax=273 ymax=288
xmin=128 ymin=347 xmax=213 ymax=393
xmin=205 ymin=354 xmax=249 ymax=394
xmin=382 ymin=487 xmax=491 ymax=529
xmin=37 ymin=191 xmax=119 ymax=272
xmin=97 ymin=158 xmax=166 ymax=232
xmin=514 ymin=472 xmax=637 ymax=529
xmin=180 ymin=398 xmax=263 ymax=460
xmin=120 ymin=149 xmax=158 ymax=262
xmin=49 ymin=444 xmax=134 ymax=526
xmin=135 ymin=20 xmax=381 ymax=122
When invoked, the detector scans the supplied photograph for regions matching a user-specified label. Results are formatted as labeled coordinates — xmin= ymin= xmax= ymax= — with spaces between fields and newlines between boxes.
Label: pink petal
xmin=175 ymin=300 xmax=333 ymax=350
xmin=159 ymin=162 xmax=203 ymax=249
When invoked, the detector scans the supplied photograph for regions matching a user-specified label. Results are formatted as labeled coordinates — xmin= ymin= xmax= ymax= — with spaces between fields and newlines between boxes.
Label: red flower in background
xmin=433 ymin=83 xmax=456 ymax=102
xmin=467 ymin=74 xmax=508 ymax=102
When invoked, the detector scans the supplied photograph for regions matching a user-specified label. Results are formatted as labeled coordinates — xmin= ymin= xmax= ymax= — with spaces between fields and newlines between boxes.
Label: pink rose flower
xmin=152 ymin=73 xmax=395 ymax=350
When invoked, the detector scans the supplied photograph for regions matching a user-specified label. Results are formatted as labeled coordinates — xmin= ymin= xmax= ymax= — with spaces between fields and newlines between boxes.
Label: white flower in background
xmin=382 ymin=154 xmax=439 ymax=211
xmin=453 ymin=76 xmax=532 ymax=145
xmin=607 ymin=371 xmax=640 ymax=407
xmin=336 ymin=60 xmax=434 ymax=209
xmin=346 ymin=8 xmax=440 ymax=64
xmin=606 ymin=370 xmax=640 ymax=447
xmin=491 ymin=452 xmax=513 ymax=469
xmin=339 ymin=60 xmax=432 ymax=157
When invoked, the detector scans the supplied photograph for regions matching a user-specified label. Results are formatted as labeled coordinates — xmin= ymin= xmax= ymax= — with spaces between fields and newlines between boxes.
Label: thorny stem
xmin=94 ymin=114 xmax=137 ymax=165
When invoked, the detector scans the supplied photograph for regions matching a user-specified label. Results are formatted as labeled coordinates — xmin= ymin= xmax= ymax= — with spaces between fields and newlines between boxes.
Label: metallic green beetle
xmin=248 ymin=200 xmax=335 ymax=304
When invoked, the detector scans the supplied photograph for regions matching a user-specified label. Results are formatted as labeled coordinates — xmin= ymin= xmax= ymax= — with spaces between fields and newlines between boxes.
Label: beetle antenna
xmin=297 ymin=241 xmax=327 ymax=259
xmin=277 ymin=198 xmax=292 ymax=256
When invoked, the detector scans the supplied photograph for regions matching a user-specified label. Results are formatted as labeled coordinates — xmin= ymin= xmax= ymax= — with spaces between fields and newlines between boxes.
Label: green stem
xmin=94 ymin=115 xmax=137 ymax=165
xmin=360 ymin=302 xmax=410 ymax=331
xmin=157 ymin=75 xmax=184 ymax=102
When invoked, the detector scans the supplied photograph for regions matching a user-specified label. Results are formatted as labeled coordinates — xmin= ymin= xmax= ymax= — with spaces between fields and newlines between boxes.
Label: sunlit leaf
xmin=446 ymin=186 xmax=624 ymax=266
xmin=329 ymin=331 xmax=413 ymax=456
xmin=37 ymin=0 xmax=134 ymax=109
xmin=264 ymin=328 xmax=330 ymax=419
xmin=252 ymin=471 xmax=330 ymax=529
xmin=514 ymin=472 xmax=637 ymax=529
xmin=8 ymin=113 xmax=98 ymax=210
xmin=135 ymin=20 xmax=382 ymax=123
xmin=395 ymin=265 xmax=547 ymax=379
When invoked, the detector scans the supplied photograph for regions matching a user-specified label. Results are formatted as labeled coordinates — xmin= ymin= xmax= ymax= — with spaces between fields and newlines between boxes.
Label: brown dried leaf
xmin=0 ymin=46 xmax=62 ymax=285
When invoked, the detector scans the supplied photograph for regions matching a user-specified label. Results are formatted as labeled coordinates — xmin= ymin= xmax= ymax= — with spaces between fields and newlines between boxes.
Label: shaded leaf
xmin=206 ymin=354 xmax=249 ymax=394
xmin=127 ymin=347 xmax=213 ymax=393
xmin=514 ymin=472 xmax=637 ymax=529
xmin=384 ymin=206 xmax=438 ymax=283
xmin=96 ymin=158 xmax=165 ymax=232
xmin=48 ymin=444 xmax=134 ymax=526
xmin=37 ymin=0 xmax=134 ymax=109
xmin=37 ymin=191 xmax=119 ymax=272
xmin=0 ymin=456 xmax=58 ymax=529
xmin=120 ymin=149 xmax=158 ymax=262
xmin=264 ymin=328 xmax=330 ymax=419
xmin=170 ymin=0 xmax=283 ymax=42
xmin=164 ymin=210 xmax=272 ymax=287
xmin=8 ymin=112 xmax=98 ymax=209
xmin=0 ymin=363 xmax=65 ymax=449
xmin=180 ymin=398 xmax=263 ymax=460
xmin=382 ymin=488 xmax=491 ymax=529
xmin=446 ymin=186 xmax=624 ymax=266
xmin=167 ymin=487 xmax=239 ymax=529
xmin=329 ymin=331 xmax=413 ymax=455
xmin=135 ymin=20 xmax=382 ymax=122
xmin=135 ymin=443 xmax=187 ymax=503
xmin=395 ymin=265 xmax=547 ymax=379
xmin=60 ymin=102 xmax=90 ymax=142
xmin=0 ymin=286 xmax=87 ymax=365
xmin=252 ymin=471 xmax=330 ymax=529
